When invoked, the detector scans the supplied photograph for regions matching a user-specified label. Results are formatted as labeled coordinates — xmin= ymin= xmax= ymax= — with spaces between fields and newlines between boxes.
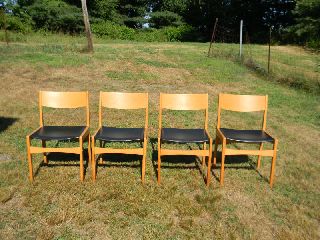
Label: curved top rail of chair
xmin=40 ymin=91 xmax=89 ymax=109
xmin=160 ymin=93 xmax=208 ymax=110
xmin=100 ymin=92 xmax=148 ymax=109
xmin=219 ymin=93 xmax=267 ymax=112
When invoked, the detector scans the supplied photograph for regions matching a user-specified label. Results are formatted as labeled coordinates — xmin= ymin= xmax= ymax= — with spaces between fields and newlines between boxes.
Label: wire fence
xmin=208 ymin=19 xmax=320 ymax=94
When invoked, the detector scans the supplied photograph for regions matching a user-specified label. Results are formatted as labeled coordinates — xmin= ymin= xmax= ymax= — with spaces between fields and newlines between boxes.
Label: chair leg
xmin=26 ymin=136 xmax=33 ymax=182
xmin=206 ymin=138 xmax=213 ymax=187
xmin=257 ymin=143 xmax=263 ymax=169
xmin=202 ymin=142 xmax=206 ymax=168
xmin=80 ymin=138 xmax=84 ymax=182
xmin=99 ymin=140 xmax=103 ymax=164
xmin=91 ymin=136 xmax=96 ymax=181
xmin=87 ymin=135 xmax=91 ymax=165
xmin=220 ymin=139 xmax=226 ymax=186
xmin=157 ymin=139 xmax=161 ymax=184
xmin=42 ymin=140 xmax=48 ymax=164
xmin=141 ymin=139 xmax=147 ymax=183
xmin=213 ymin=135 xmax=219 ymax=167
xmin=269 ymin=139 xmax=278 ymax=188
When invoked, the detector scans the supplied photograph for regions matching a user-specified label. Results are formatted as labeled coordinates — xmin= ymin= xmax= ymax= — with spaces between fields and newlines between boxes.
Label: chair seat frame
xmin=211 ymin=94 xmax=278 ymax=188
xmin=158 ymin=93 xmax=212 ymax=186
xmin=91 ymin=92 xmax=148 ymax=183
xmin=26 ymin=91 xmax=91 ymax=182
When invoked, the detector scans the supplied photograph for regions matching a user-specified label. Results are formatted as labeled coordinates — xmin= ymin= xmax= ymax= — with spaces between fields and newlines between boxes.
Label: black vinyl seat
xmin=220 ymin=128 xmax=274 ymax=143
xmin=161 ymin=128 xmax=209 ymax=143
xmin=30 ymin=126 xmax=86 ymax=141
xmin=95 ymin=127 xmax=144 ymax=142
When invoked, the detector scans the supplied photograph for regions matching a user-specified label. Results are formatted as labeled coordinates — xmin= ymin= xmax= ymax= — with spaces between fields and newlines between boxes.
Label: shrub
xmin=163 ymin=25 xmax=196 ymax=42
xmin=92 ymin=21 xmax=135 ymax=40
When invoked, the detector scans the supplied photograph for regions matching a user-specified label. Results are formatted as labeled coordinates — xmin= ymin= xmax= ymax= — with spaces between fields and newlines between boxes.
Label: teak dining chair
xmin=158 ymin=93 xmax=212 ymax=185
xmin=91 ymin=92 xmax=148 ymax=183
xmin=212 ymin=93 xmax=278 ymax=187
xmin=26 ymin=91 xmax=91 ymax=182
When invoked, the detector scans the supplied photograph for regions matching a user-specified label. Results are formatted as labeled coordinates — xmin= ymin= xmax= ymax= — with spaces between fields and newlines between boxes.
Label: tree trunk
xmin=80 ymin=0 xmax=93 ymax=52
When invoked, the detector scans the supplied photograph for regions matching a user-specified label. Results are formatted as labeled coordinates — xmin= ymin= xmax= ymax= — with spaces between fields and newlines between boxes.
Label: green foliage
xmin=90 ymin=0 xmax=122 ymax=24
xmin=27 ymin=0 xmax=83 ymax=33
xmin=149 ymin=11 xmax=184 ymax=29
xmin=163 ymin=24 xmax=195 ymax=42
xmin=91 ymin=20 xmax=195 ymax=42
xmin=285 ymin=0 xmax=320 ymax=49
xmin=3 ymin=15 xmax=33 ymax=33
xmin=118 ymin=0 xmax=148 ymax=28
xmin=92 ymin=20 xmax=135 ymax=40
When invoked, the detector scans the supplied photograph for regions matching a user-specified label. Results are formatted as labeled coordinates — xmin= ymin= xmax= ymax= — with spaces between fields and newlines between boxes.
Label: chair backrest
xmin=159 ymin=93 xmax=209 ymax=129
xmin=39 ymin=91 xmax=89 ymax=126
xmin=99 ymin=92 xmax=148 ymax=128
xmin=217 ymin=93 xmax=268 ymax=130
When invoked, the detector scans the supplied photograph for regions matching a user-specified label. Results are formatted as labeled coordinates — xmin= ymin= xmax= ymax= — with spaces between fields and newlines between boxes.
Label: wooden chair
xmin=26 ymin=91 xmax=91 ymax=182
xmin=158 ymin=93 xmax=212 ymax=185
xmin=211 ymin=93 xmax=278 ymax=187
xmin=91 ymin=92 xmax=148 ymax=183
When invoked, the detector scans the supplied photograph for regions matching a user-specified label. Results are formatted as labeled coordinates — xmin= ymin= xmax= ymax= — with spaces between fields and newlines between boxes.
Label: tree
xmin=81 ymin=0 xmax=93 ymax=52
xmin=285 ymin=0 xmax=320 ymax=48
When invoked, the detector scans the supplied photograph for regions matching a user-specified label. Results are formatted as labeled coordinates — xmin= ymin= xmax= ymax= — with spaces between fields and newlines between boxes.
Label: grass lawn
xmin=0 ymin=35 xmax=319 ymax=239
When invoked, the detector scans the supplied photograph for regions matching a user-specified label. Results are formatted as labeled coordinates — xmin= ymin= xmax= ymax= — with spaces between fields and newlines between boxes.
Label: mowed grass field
xmin=0 ymin=35 xmax=319 ymax=239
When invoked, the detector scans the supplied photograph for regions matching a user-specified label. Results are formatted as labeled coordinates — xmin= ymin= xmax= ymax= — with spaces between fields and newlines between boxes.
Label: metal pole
xmin=268 ymin=27 xmax=271 ymax=74
xmin=239 ymin=20 xmax=243 ymax=58
xmin=207 ymin=18 xmax=218 ymax=57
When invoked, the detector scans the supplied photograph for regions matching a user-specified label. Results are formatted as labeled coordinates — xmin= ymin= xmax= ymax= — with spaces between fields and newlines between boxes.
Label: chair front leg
xmin=269 ymin=139 xmax=278 ymax=188
xmin=220 ymin=138 xmax=226 ymax=186
xmin=26 ymin=136 xmax=33 ymax=182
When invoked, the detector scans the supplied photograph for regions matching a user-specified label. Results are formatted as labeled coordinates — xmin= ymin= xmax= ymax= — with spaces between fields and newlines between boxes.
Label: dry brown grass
xmin=0 ymin=41 xmax=319 ymax=239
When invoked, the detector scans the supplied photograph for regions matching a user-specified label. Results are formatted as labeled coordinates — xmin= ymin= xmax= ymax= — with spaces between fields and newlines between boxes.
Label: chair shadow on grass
xmin=150 ymin=138 xmax=207 ymax=184
xmin=33 ymin=147 xmax=90 ymax=179
xmin=212 ymin=146 xmax=270 ymax=184
xmin=0 ymin=117 xmax=18 ymax=133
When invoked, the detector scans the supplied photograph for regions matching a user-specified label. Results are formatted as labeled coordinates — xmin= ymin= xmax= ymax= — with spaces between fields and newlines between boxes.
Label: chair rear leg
xmin=202 ymin=143 xmax=206 ymax=168
xmin=80 ymin=138 xmax=84 ymax=181
xmin=42 ymin=140 xmax=48 ymax=164
xmin=87 ymin=135 xmax=91 ymax=165
xmin=91 ymin=136 xmax=96 ymax=181
xmin=220 ymin=139 xmax=226 ymax=186
xmin=99 ymin=140 xmax=103 ymax=164
xmin=213 ymin=135 xmax=219 ymax=167
xmin=26 ymin=136 xmax=33 ymax=182
xmin=257 ymin=143 xmax=263 ymax=169
xmin=269 ymin=139 xmax=278 ymax=188
xmin=157 ymin=139 xmax=161 ymax=184
xmin=206 ymin=138 xmax=213 ymax=187
xmin=141 ymin=139 xmax=147 ymax=183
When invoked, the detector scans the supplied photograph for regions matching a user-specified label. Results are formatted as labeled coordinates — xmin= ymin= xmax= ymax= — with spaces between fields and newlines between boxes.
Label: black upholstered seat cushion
xmin=95 ymin=127 xmax=145 ymax=142
xmin=161 ymin=128 xmax=209 ymax=143
xmin=30 ymin=126 xmax=87 ymax=141
xmin=220 ymin=128 xmax=274 ymax=143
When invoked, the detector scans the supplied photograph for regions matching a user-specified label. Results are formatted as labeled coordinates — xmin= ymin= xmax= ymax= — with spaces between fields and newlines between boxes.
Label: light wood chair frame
xmin=212 ymin=93 xmax=278 ymax=187
xmin=91 ymin=92 xmax=148 ymax=183
xmin=26 ymin=91 xmax=91 ymax=182
xmin=158 ymin=93 xmax=213 ymax=186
